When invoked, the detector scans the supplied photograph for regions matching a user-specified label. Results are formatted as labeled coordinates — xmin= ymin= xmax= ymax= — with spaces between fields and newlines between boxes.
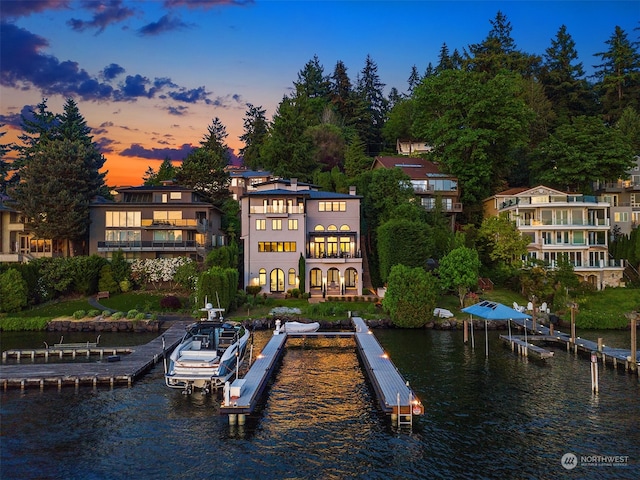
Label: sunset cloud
xmin=67 ymin=0 xmax=135 ymax=34
xmin=138 ymin=14 xmax=191 ymax=36
xmin=120 ymin=143 xmax=195 ymax=160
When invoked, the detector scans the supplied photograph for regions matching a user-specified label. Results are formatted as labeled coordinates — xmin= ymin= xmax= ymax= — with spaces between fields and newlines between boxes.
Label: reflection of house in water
xmin=372 ymin=156 xmax=462 ymax=229
xmin=240 ymin=178 xmax=363 ymax=297
xmin=484 ymin=185 xmax=625 ymax=290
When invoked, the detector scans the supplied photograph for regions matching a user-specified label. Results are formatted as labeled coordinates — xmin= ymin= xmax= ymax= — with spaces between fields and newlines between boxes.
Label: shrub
xmin=102 ymin=310 xmax=112 ymax=318
xmin=88 ymin=309 xmax=101 ymax=317
xmin=126 ymin=309 xmax=140 ymax=319
xmin=111 ymin=311 xmax=124 ymax=320
xmin=0 ymin=268 xmax=28 ymax=313
xmin=134 ymin=312 xmax=147 ymax=320
xmin=160 ymin=295 xmax=182 ymax=310
xmin=73 ymin=310 xmax=86 ymax=319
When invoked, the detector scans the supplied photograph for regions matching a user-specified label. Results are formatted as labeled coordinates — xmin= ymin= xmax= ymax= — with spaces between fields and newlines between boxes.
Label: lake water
xmin=1 ymin=327 xmax=638 ymax=479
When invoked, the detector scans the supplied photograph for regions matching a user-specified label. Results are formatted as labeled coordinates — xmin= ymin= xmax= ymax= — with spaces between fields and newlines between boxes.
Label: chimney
xmin=349 ymin=185 xmax=356 ymax=196
xmin=291 ymin=178 xmax=298 ymax=191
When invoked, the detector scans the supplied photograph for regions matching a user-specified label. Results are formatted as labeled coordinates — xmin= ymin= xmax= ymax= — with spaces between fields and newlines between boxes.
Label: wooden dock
xmin=0 ymin=321 xmax=190 ymax=390
xmin=507 ymin=318 xmax=639 ymax=372
xmin=499 ymin=335 xmax=554 ymax=359
xmin=220 ymin=317 xmax=423 ymax=428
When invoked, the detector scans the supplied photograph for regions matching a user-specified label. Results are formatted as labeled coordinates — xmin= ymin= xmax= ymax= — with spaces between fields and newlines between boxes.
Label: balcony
xmin=97 ymin=240 xmax=205 ymax=252
xmin=249 ymin=205 xmax=304 ymax=215
xmin=141 ymin=219 xmax=199 ymax=229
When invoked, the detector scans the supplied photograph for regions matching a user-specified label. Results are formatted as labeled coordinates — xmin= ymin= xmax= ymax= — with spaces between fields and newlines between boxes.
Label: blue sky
xmin=1 ymin=0 xmax=638 ymax=185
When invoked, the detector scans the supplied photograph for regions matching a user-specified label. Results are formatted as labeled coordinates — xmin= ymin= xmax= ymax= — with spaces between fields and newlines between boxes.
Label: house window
xmin=614 ymin=212 xmax=629 ymax=222
xmin=153 ymin=230 xmax=182 ymax=242
xmin=170 ymin=192 xmax=182 ymax=200
xmin=340 ymin=224 xmax=350 ymax=231
xmin=259 ymin=268 xmax=267 ymax=286
xmin=272 ymin=219 xmax=282 ymax=230
xmin=318 ymin=201 xmax=346 ymax=212
xmin=288 ymin=268 xmax=296 ymax=286
xmin=258 ymin=241 xmax=296 ymax=252
xmin=288 ymin=219 xmax=298 ymax=230
xmin=256 ymin=219 xmax=266 ymax=230
xmin=106 ymin=211 xmax=141 ymax=227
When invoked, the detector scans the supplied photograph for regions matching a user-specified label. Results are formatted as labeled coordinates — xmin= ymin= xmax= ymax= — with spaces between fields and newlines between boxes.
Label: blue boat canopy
xmin=462 ymin=301 xmax=532 ymax=320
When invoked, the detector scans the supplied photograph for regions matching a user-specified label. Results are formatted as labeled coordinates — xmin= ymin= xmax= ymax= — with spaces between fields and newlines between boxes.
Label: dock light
xmin=367 ymin=330 xmax=373 ymax=335
xmin=381 ymin=353 xmax=389 ymax=359
xmin=257 ymin=354 xmax=264 ymax=359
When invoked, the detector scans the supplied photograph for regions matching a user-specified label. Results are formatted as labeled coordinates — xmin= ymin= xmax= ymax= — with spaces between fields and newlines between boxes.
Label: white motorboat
xmin=274 ymin=319 xmax=320 ymax=334
xmin=165 ymin=302 xmax=250 ymax=394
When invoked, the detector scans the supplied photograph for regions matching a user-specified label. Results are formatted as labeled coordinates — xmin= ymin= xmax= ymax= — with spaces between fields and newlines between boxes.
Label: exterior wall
xmin=241 ymin=184 xmax=363 ymax=297
xmin=493 ymin=185 xmax=625 ymax=290
xmin=0 ymin=205 xmax=54 ymax=263
xmin=594 ymin=157 xmax=640 ymax=236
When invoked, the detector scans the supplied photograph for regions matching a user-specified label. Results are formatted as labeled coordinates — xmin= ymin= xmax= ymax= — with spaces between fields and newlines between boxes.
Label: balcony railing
xmin=501 ymin=195 xmax=602 ymax=209
xmin=519 ymin=219 xmax=609 ymax=227
xmin=306 ymin=251 xmax=362 ymax=260
xmin=97 ymin=240 xmax=205 ymax=251
xmin=249 ymin=205 xmax=304 ymax=215
xmin=141 ymin=219 xmax=201 ymax=228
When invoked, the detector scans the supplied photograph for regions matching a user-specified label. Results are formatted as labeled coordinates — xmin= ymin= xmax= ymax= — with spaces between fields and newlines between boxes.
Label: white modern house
xmin=240 ymin=179 xmax=363 ymax=297
xmin=484 ymin=185 xmax=625 ymax=289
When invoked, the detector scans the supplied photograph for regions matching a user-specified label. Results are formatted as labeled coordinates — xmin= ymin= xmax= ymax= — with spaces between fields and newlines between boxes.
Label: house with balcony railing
xmin=593 ymin=156 xmax=640 ymax=235
xmin=240 ymin=178 xmax=363 ymax=297
xmin=372 ymin=156 xmax=462 ymax=229
xmin=484 ymin=185 xmax=625 ymax=290
xmin=88 ymin=184 xmax=223 ymax=261
xmin=0 ymin=193 xmax=57 ymax=263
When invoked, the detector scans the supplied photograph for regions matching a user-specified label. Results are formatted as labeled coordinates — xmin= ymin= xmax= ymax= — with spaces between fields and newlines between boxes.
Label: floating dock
xmin=0 ymin=321 xmax=190 ymax=390
xmin=499 ymin=335 xmax=554 ymax=359
xmin=220 ymin=317 xmax=423 ymax=428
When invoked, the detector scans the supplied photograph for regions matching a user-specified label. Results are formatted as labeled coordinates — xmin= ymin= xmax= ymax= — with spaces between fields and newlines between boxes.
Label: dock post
xmin=463 ymin=320 xmax=468 ymax=344
xmin=228 ymin=414 xmax=237 ymax=425
xmin=591 ymin=352 xmax=599 ymax=393
xmin=40 ymin=379 xmax=44 ymax=390
xmin=238 ymin=414 xmax=246 ymax=425
xmin=630 ymin=316 xmax=637 ymax=373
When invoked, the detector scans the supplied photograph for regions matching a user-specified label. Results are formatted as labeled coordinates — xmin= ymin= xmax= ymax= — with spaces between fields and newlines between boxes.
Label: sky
xmin=1 ymin=1 xmax=638 ymax=186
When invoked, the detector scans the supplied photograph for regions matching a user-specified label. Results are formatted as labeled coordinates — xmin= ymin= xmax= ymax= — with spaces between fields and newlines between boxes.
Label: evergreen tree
xmin=200 ymin=117 xmax=231 ymax=164
xmin=355 ymin=55 xmax=388 ymax=156
xmin=0 ymin=127 xmax=11 ymax=195
xmin=329 ymin=60 xmax=357 ymax=127
xmin=13 ymin=99 xmax=106 ymax=256
xmin=306 ymin=123 xmax=346 ymax=172
xmin=259 ymin=96 xmax=316 ymax=181
xmin=407 ymin=65 xmax=421 ymax=95
xmin=465 ymin=11 xmax=540 ymax=77
xmin=436 ymin=43 xmax=454 ymax=73
xmin=616 ymin=106 xmax=640 ymax=154
xmin=239 ymin=103 xmax=268 ymax=169
xmin=593 ymin=26 xmax=640 ymax=122
xmin=343 ymin=135 xmax=371 ymax=179
xmin=294 ymin=55 xmax=331 ymax=124
xmin=541 ymin=25 xmax=596 ymax=125
xmin=176 ymin=147 xmax=230 ymax=206
xmin=143 ymin=158 xmax=176 ymax=185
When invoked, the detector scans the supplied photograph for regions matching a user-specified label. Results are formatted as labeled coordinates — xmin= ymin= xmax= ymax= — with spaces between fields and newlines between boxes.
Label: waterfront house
xmin=240 ymin=178 xmax=363 ymax=297
xmin=372 ymin=156 xmax=462 ymax=229
xmin=226 ymin=166 xmax=274 ymax=202
xmin=0 ymin=194 xmax=55 ymax=263
xmin=593 ymin=156 xmax=640 ymax=236
xmin=88 ymin=184 xmax=223 ymax=261
xmin=484 ymin=185 xmax=625 ymax=289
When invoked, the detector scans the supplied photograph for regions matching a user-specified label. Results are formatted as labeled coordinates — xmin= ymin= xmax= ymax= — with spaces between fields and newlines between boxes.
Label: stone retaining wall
xmin=47 ymin=317 xmax=160 ymax=333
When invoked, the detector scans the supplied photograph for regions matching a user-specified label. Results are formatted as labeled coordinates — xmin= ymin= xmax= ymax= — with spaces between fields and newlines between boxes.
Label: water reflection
xmin=1 ymin=328 xmax=638 ymax=479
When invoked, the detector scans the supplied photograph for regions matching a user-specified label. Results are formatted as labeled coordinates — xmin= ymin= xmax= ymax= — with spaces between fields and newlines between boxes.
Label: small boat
xmin=165 ymin=302 xmax=250 ymax=394
xmin=274 ymin=319 xmax=320 ymax=335
xmin=433 ymin=308 xmax=454 ymax=318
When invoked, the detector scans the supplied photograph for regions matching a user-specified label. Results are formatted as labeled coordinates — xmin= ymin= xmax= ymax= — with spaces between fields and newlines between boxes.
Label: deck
xmin=0 ymin=321 xmax=190 ymax=390
xmin=506 ymin=318 xmax=639 ymax=371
